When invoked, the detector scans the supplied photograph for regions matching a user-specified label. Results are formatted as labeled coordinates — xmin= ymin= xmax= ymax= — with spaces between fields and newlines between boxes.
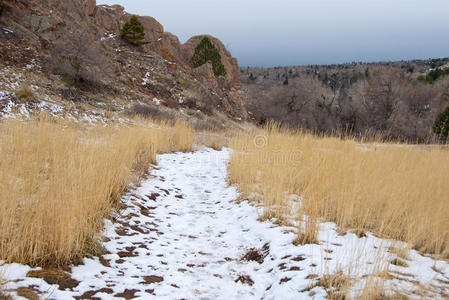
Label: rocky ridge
xmin=0 ymin=0 xmax=247 ymax=123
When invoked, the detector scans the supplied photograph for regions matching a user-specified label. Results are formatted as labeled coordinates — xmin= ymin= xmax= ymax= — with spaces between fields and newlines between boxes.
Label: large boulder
xmin=135 ymin=16 xmax=163 ymax=43
xmin=144 ymin=32 xmax=186 ymax=64
xmin=93 ymin=4 xmax=125 ymax=32
xmin=194 ymin=62 xmax=218 ymax=89
xmin=183 ymin=35 xmax=241 ymax=90
xmin=84 ymin=0 xmax=96 ymax=16
xmin=29 ymin=15 xmax=57 ymax=34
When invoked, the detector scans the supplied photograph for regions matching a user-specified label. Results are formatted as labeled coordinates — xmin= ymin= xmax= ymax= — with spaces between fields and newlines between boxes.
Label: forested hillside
xmin=242 ymin=58 xmax=449 ymax=141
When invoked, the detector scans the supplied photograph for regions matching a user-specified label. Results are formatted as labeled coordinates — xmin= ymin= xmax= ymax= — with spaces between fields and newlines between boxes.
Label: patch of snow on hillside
xmin=100 ymin=33 xmax=116 ymax=41
xmin=153 ymin=97 xmax=161 ymax=105
xmin=142 ymin=72 xmax=151 ymax=86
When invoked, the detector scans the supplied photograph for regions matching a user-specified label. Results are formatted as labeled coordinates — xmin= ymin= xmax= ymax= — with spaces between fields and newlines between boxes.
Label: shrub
xmin=433 ymin=106 xmax=449 ymax=138
xmin=16 ymin=83 xmax=35 ymax=102
xmin=127 ymin=104 xmax=176 ymax=121
xmin=418 ymin=68 xmax=449 ymax=84
xmin=48 ymin=33 xmax=110 ymax=89
xmin=191 ymin=37 xmax=226 ymax=77
xmin=120 ymin=16 xmax=145 ymax=46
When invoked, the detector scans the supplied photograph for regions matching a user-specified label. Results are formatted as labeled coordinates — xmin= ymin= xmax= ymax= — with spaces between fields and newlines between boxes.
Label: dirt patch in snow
xmin=16 ymin=286 xmax=39 ymax=300
xmin=147 ymin=193 xmax=160 ymax=201
xmin=141 ymin=276 xmax=164 ymax=284
xmin=26 ymin=269 xmax=79 ymax=290
xmin=114 ymin=289 xmax=140 ymax=299
xmin=241 ymin=243 xmax=270 ymax=264
xmin=235 ymin=274 xmax=254 ymax=286
xmin=75 ymin=288 xmax=113 ymax=300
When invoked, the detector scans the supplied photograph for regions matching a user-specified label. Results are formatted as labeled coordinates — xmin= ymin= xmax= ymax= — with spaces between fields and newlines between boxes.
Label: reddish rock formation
xmin=84 ymin=0 xmax=96 ymax=16
xmin=88 ymin=2 xmax=164 ymax=44
xmin=136 ymin=16 xmax=163 ymax=43
xmin=0 ymin=0 xmax=248 ymax=120
xmin=183 ymin=35 xmax=242 ymax=90
xmin=93 ymin=4 xmax=125 ymax=32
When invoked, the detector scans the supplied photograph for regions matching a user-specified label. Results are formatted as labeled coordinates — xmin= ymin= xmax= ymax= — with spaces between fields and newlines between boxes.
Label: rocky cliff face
xmin=0 ymin=0 xmax=247 ymax=120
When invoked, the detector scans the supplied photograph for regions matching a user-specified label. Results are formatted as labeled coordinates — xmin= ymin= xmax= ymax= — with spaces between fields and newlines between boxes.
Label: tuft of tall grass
xmin=15 ymin=83 xmax=35 ymax=102
xmin=0 ymin=114 xmax=193 ymax=266
xmin=229 ymin=123 xmax=449 ymax=258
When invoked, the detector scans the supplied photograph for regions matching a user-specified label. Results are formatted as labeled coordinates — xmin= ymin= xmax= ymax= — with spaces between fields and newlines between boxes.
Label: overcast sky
xmin=98 ymin=0 xmax=449 ymax=67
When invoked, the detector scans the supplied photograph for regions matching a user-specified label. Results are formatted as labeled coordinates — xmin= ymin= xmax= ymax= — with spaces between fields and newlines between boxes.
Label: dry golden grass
xmin=0 ymin=114 xmax=193 ymax=266
xmin=172 ymin=119 xmax=194 ymax=153
xmin=312 ymin=271 xmax=352 ymax=300
xmin=195 ymin=131 xmax=230 ymax=150
xmin=15 ymin=83 xmax=35 ymax=102
xmin=229 ymin=123 xmax=449 ymax=258
xmin=361 ymin=282 xmax=410 ymax=300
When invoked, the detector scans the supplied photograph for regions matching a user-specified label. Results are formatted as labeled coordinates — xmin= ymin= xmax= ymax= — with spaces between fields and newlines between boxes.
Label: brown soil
xmin=114 ymin=289 xmax=140 ymax=299
xmin=75 ymin=288 xmax=113 ymax=300
xmin=26 ymin=269 xmax=79 ymax=290
xmin=141 ymin=276 xmax=164 ymax=284
xmin=241 ymin=243 xmax=270 ymax=264
xmin=147 ymin=193 xmax=160 ymax=201
xmin=235 ymin=274 xmax=254 ymax=286
xmin=16 ymin=287 xmax=39 ymax=300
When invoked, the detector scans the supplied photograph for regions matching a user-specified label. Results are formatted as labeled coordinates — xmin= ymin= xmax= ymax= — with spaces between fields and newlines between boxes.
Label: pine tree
xmin=433 ymin=106 xmax=449 ymax=139
xmin=120 ymin=16 xmax=145 ymax=46
xmin=191 ymin=37 xmax=226 ymax=77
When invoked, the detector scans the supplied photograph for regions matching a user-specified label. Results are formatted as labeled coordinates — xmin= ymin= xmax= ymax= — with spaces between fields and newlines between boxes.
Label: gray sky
xmin=98 ymin=0 xmax=449 ymax=67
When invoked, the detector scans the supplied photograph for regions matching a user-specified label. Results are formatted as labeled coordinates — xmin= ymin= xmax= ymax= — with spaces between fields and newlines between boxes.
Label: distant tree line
xmin=242 ymin=64 xmax=449 ymax=142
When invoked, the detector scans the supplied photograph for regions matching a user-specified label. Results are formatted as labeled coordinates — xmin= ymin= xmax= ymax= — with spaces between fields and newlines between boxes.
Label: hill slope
xmin=0 ymin=0 xmax=247 ymax=125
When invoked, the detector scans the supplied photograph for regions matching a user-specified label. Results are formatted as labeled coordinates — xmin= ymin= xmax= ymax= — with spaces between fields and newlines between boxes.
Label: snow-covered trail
xmin=2 ymin=149 xmax=449 ymax=299
xmin=3 ymin=149 xmax=312 ymax=299
xmin=74 ymin=148 xmax=302 ymax=299
xmin=70 ymin=148 xmax=316 ymax=299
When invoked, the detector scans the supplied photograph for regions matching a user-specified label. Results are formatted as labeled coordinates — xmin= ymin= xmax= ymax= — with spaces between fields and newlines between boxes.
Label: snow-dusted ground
xmin=0 ymin=65 xmax=130 ymax=123
xmin=1 ymin=149 xmax=449 ymax=299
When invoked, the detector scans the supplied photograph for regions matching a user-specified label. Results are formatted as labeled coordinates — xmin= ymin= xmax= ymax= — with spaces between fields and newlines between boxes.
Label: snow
xmin=101 ymin=33 xmax=116 ymax=41
xmin=0 ymin=98 xmax=31 ymax=119
xmin=24 ymin=59 xmax=39 ymax=70
xmin=0 ymin=68 xmax=22 ymax=89
xmin=152 ymin=97 xmax=161 ymax=105
xmin=142 ymin=72 xmax=151 ymax=86
xmin=1 ymin=149 xmax=448 ymax=299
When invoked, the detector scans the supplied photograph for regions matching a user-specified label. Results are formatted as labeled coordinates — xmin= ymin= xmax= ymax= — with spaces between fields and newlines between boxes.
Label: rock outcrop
xmin=92 ymin=4 xmax=125 ymax=32
xmin=137 ymin=16 xmax=164 ymax=43
xmin=183 ymin=35 xmax=241 ymax=90
xmin=85 ymin=0 xmax=96 ymax=16
xmin=0 ymin=0 xmax=248 ymax=120
xmin=90 ymin=5 xmax=164 ymax=43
